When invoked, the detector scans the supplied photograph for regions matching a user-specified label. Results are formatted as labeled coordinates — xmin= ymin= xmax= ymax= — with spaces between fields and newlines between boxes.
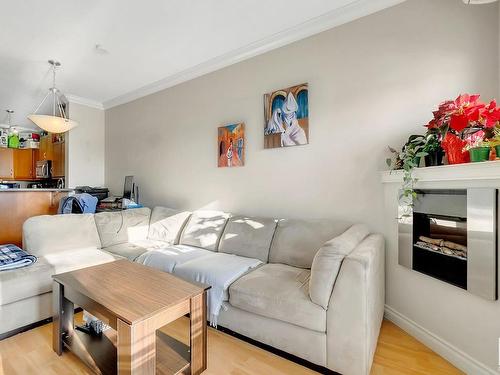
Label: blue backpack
xmin=58 ymin=193 xmax=98 ymax=214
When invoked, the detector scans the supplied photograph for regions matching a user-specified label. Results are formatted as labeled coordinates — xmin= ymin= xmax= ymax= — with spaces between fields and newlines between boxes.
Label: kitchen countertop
xmin=0 ymin=188 xmax=73 ymax=192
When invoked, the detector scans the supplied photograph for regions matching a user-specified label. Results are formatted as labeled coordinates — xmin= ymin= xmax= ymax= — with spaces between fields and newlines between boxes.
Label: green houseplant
xmin=423 ymin=132 xmax=444 ymax=167
xmin=387 ymin=135 xmax=427 ymax=208
xmin=489 ymin=126 xmax=500 ymax=158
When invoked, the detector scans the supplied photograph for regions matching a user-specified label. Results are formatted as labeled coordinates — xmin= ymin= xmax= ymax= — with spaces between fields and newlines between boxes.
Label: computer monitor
xmin=123 ymin=176 xmax=134 ymax=200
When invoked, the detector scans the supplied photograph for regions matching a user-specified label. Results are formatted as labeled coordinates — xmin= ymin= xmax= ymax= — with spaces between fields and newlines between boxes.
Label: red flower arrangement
xmin=426 ymin=94 xmax=500 ymax=164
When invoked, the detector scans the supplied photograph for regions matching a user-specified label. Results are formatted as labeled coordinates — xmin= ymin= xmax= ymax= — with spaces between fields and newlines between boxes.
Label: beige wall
xmin=106 ymin=0 xmax=499 ymax=372
xmin=67 ymin=102 xmax=105 ymax=188
xmin=106 ymin=0 xmax=498 ymax=224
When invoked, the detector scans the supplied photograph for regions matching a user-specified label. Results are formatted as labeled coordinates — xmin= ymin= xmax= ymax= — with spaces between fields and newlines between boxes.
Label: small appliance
xmin=36 ymin=160 xmax=52 ymax=179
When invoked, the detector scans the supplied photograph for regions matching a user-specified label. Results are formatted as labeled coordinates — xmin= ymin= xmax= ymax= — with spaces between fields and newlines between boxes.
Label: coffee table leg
xmin=117 ymin=319 xmax=156 ymax=375
xmin=52 ymin=281 xmax=74 ymax=355
xmin=190 ymin=291 xmax=207 ymax=375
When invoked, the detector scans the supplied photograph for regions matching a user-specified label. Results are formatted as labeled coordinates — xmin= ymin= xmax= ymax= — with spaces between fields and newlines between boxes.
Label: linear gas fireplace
xmin=398 ymin=188 xmax=498 ymax=300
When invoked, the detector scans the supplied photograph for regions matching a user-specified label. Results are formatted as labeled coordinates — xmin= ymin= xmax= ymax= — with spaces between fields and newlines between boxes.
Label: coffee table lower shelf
xmin=63 ymin=328 xmax=190 ymax=375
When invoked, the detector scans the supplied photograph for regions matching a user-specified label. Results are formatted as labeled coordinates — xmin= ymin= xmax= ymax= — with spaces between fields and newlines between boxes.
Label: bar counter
xmin=0 ymin=189 xmax=72 ymax=246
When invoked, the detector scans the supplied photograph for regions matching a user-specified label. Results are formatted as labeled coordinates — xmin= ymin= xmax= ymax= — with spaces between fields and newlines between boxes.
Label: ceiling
xmin=0 ymin=0 xmax=404 ymax=128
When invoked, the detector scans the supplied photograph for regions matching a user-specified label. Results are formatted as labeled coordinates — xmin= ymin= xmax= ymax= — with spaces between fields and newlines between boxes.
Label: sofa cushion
xmin=136 ymin=245 xmax=213 ymax=273
xmin=0 ymin=248 xmax=120 ymax=306
xmin=23 ymin=214 xmax=102 ymax=256
xmin=309 ymin=224 xmax=370 ymax=308
xmin=0 ymin=259 xmax=54 ymax=305
xmin=104 ymin=239 xmax=168 ymax=261
xmin=269 ymin=219 xmax=351 ymax=269
xmin=42 ymin=248 xmax=121 ymax=274
xmin=94 ymin=207 xmax=151 ymax=248
xmin=218 ymin=216 xmax=277 ymax=262
xmin=179 ymin=210 xmax=230 ymax=251
xmin=148 ymin=207 xmax=191 ymax=244
xmin=229 ymin=263 xmax=326 ymax=332
xmin=174 ymin=252 xmax=262 ymax=325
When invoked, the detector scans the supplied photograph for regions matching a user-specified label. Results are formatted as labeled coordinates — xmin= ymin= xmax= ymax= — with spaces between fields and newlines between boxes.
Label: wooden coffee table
xmin=52 ymin=259 xmax=209 ymax=375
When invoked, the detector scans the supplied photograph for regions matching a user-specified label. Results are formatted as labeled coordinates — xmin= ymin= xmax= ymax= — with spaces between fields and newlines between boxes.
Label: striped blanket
xmin=0 ymin=244 xmax=37 ymax=271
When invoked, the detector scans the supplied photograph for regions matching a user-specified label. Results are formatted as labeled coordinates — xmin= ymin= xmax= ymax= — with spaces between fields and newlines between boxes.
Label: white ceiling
xmin=0 ymin=0 xmax=404 ymax=128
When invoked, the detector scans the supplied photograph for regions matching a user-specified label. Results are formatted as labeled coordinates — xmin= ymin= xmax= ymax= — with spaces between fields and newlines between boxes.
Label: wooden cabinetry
xmin=52 ymin=142 xmax=65 ymax=177
xmin=0 ymin=134 xmax=65 ymax=180
xmin=40 ymin=134 xmax=65 ymax=177
xmin=39 ymin=135 xmax=53 ymax=161
xmin=13 ymin=149 xmax=37 ymax=180
xmin=0 ymin=148 xmax=14 ymax=178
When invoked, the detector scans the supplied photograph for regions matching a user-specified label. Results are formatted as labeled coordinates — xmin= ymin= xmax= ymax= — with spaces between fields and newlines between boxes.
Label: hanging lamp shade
xmin=28 ymin=60 xmax=78 ymax=134
xmin=27 ymin=115 xmax=77 ymax=133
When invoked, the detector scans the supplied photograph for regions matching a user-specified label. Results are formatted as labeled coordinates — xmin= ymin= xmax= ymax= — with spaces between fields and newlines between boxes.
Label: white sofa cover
xmin=1 ymin=206 xmax=384 ymax=375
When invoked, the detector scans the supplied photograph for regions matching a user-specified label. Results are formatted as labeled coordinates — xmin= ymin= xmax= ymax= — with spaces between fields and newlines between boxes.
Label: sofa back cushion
xmin=309 ymin=224 xmax=370 ymax=308
xmin=148 ymin=207 xmax=191 ymax=244
xmin=23 ymin=214 xmax=102 ymax=256
xmin=269 ymin=219 xmax=351 ymax=268
xmin=218 ymin=216 xmax=277 ymax=262
xmin=94 ymin=207 xmax=151 ymax=248
xmin=179 ymin=210 xmax=230 ymax=251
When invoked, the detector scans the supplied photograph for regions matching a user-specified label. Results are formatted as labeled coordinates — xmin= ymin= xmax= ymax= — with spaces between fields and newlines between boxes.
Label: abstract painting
xmin=218 ymin=122 xmax=245 ymax=167
xmin=264 ymin=83 xmax=309 ymax=149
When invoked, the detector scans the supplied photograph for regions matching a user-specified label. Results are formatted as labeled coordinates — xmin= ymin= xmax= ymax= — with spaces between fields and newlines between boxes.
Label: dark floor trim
xmin=0 ymin=308 xmax=83 ymax=341
xmin=215 ymin=325 xmax=341 ymax=375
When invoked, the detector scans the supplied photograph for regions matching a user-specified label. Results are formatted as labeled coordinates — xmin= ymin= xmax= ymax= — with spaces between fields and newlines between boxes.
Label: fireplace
xmin=398 ymin=188 xmax=498 ymax=300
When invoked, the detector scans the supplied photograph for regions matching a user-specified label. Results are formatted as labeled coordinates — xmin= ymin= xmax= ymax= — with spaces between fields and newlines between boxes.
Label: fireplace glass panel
xmin=413 ymin=212 xmax=467 ymax=289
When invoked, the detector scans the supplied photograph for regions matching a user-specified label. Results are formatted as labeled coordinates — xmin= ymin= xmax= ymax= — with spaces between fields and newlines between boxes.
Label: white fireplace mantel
xmin=380 ymin=160 xmax=500 ymax=184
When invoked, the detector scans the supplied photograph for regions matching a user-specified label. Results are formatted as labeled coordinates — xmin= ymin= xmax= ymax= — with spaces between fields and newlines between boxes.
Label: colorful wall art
xmin=218 ymin=122 xmax=245 ymax=167
xmin=264 ymin=83 xmax=309 ymax=149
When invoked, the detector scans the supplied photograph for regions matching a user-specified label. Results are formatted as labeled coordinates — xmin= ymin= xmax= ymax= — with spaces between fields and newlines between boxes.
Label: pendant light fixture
xmin=5 ymin=109 xmax=14 ymax=129
xmin=5 ymin=110 xmax=20 ymax=148
xmin=28 ymin=60 xmax=78 ymax=133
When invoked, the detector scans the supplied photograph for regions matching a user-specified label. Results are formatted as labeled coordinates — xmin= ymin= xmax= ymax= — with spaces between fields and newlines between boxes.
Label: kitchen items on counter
xmin=1 ymin=130 xmax=41 ymax=149
xmin=0 ymin=128 xmax=7 ymax=148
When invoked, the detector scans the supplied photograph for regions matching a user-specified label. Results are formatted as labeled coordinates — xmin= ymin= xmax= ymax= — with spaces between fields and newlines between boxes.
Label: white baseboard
xmin=384 ymin=305 xmax=498 ymax=375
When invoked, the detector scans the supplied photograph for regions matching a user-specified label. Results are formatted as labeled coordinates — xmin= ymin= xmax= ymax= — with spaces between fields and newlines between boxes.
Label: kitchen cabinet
xmin=39 ymin=134 xmax=65 ymax=178
xmin=52 ymin=142 xmax=65 ymax=177
xmin=0 ymin=148 xmax=14 ymax=178
xmin=0 ymin=134 xmax=65 ymax=181
xmin=39 ymin=135 xmax=53 ymax=161
xmin=13 ymin=149 xmax=37 ymax=179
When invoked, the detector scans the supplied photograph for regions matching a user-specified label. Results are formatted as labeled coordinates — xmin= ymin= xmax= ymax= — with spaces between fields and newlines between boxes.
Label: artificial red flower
xmin=429 ymin=94 xmax=485 ymax=132
xmin=481 ymin=100 xmax=500 ymax=128
xmin=449 ymin=114 xmax=469 ymax=132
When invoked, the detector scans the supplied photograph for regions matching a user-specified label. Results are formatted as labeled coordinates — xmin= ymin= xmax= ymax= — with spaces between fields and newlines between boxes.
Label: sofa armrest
xmin=326 ymin=233 xmax=385 ymax=375
xmin=309 ymin=224 xmax=370 ymax=308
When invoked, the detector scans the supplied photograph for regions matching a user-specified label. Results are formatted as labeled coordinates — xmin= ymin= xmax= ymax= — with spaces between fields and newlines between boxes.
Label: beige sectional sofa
xmin=0 ymin=206 xmax=384 ymax=375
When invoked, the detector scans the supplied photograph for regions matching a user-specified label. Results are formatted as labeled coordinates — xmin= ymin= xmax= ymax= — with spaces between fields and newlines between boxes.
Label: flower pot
xmin=424 ymin=149 xmax=444 ymax=167
xmin=495 ymin=145 xmax=500 ymax=159
xmin=441 ymin=134 xmax=469 ymax=164
xmin=469 ymin=147 xmax=490 ymax=162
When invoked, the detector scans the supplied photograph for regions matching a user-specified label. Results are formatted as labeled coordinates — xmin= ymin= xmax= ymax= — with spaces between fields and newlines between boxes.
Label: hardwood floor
xmin=0 ymin=314 xmax=463 ymax=375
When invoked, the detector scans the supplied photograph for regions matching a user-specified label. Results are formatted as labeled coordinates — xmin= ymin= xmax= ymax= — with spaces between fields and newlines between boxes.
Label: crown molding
xmin=103 ymin=0 xmax=406 ymax=109
xmin=65 ymin=94 xmax=104 ymax=110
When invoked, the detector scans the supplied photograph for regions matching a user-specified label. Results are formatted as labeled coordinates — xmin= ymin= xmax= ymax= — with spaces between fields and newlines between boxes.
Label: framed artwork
xmin=264 ymin=83 xmax=309 ymax=149
xmin=218 ymin=122 xmax=245 ymax=167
